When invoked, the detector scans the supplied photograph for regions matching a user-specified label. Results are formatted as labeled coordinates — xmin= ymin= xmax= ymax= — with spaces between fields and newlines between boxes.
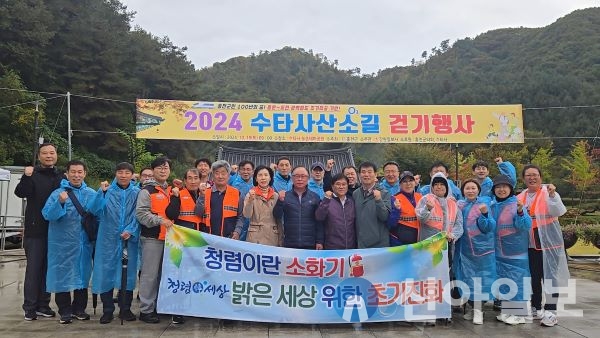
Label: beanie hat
xmin=492 ymin=174 xmax=514 ymax=196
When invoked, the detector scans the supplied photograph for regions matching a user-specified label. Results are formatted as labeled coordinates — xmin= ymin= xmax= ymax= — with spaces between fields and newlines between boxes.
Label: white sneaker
xmin=463 ymin=308 xmax=474 ymax=321
xmin=540 ymin=311 xmax=558 ymax=327
xmin=473 ymin=309 xmax=483 ymax=325
xmin=504 ymin=315 xmax=532 ymax=325
xmin=496 ymin=313 xmax=510 ymax=322
xmin=532 ymin=307 xmax=545 ymax=320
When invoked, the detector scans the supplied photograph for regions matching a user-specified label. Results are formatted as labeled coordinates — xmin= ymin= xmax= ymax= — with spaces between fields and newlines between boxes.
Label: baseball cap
xmin=311 ymin=161 xmax=325 ymax=171
xmin=399 ymin=171 xmax=415 ymax=182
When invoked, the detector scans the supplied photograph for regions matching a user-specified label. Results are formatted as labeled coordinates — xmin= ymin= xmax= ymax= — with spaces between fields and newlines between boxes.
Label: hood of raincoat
xmin=430 ymin=172 xmax=449 ymax=197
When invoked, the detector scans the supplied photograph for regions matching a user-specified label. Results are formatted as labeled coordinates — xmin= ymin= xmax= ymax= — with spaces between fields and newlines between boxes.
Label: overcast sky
xmin=120 ymin=0 xmax=598 ymax=74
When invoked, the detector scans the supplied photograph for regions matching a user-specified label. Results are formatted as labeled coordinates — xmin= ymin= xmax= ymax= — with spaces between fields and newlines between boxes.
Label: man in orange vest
xmin=136 ymin=156 xmax=174 ymax=324
xmin=166 ymin=168 xmax=202 ymax=231
xmin=195 ymin=160 xmax=244 ymax=239
xmin=387 ymin=171 xmax=423 ymax=246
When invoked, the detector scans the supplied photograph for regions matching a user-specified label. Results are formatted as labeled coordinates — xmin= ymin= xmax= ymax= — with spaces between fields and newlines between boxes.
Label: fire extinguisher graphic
xmin=349 ymin=253 xmax=364 ymax=277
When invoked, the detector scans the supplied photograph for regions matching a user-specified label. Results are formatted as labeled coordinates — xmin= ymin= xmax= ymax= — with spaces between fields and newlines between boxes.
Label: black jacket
xmin=14 ymin=166 xmax=63 ymax=238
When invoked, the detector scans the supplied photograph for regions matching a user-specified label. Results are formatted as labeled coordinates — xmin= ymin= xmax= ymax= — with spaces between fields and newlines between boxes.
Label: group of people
xmin=16 ymin=143 xmax=570 ymax=328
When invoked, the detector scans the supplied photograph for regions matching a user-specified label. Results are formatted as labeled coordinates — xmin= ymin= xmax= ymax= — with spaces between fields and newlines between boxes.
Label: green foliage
xmin=562 ymin=140 xmax=599 ymax=193
xmin=0 ymin=0 xmax=55 ymax=86
xmin=117 ymin=129 xmax=155 ymax=173
xmin=78 ymin=152 xmax=115 ymax=181
xmin=0 ymin=68 xmax=45 ymax=165
xmin=576 ymin=223 xmax=600 ymax=246
xmin=0 ymin=0 xmax=197 ymax=165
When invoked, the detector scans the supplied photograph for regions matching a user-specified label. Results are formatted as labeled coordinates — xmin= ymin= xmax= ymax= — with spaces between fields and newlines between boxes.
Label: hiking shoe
xmin=541 ymin=311 xmax=558 ymax=327
xmin=59 ymin=314 xmax=72 ymax=324
xmin=493 ymin=299 xmax=502 ymax=311
xmin=504 ymin=315 xmax=531 ymax=325
xmin=24 ymin=311 xmax=37 ymax=321
xmin=473 ymin=309 xmax=483 ymax=325
xmin=532 ymin=307 xmax=545 ymax=320
xmin=139 ymin=312 xmax=160 ymax=323
xmin=72 ymin=312 xmax=90 ymax=320
xmin=118 ymin=309 xmax=137 ymax=321
xmin=100 ymin=313 xmax=113 ymax=324
xmin=172 ymin=315 xmax=185 ymax=324
xmin=36 ymin=307 xmax=56 ymax=318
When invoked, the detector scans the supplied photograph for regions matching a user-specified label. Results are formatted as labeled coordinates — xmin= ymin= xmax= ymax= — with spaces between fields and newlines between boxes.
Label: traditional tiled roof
xmin=217 ymin=145 xmax=356 ymax=172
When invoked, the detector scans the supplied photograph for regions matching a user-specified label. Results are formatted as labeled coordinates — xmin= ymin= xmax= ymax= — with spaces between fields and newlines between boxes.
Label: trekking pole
xmin=92 ymin=245 xmax=97 ymax=315
xmin=120 ymin=239 xmax=128 ymax=325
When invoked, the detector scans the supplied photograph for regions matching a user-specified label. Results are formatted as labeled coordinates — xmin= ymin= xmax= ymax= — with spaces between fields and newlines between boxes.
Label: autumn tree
xmin=562 ymin=140 xmax=599 ymax=195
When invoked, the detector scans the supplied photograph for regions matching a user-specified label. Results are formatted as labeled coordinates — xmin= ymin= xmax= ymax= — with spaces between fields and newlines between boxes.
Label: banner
xmin=157 ymin=226 xmax=451 ymax=323
xmin=136 ymin=99 xmax=523 ymax=143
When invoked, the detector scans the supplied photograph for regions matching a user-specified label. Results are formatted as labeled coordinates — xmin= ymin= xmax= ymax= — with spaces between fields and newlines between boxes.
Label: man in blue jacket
xmin=92 ymin=162 xmax=140 ymax=324
xmin=273 ymin=157 xmax=293 ymax=193
xmin=308 ymin=161 xmax=326 ymax=199
xmin=380 ymin=161 xmax=400 ymax=195
xmin=42 ymin=160 xmax=100 ymax=324
xmin=273 ymin=166 xmax=324 ymax=249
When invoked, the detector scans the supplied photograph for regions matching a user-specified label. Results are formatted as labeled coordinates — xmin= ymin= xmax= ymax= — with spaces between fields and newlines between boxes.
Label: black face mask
xmin=495 ymin=195 xmax=510 ymax=202
xmin=494 ymin=189 xmax=514 ymax=202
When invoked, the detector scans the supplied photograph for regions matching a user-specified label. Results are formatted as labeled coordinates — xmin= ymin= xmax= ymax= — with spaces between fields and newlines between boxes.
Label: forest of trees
xmin=1 ymin=1 xmax=600 ymax=196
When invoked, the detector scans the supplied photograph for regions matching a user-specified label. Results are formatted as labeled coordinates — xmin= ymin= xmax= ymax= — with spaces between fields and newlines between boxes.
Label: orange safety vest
xmin=517 ymin=190 xmax=556 ymax=229
xmin=201 ymin=186 xmax=240 ymax=236
xmin=149 ymin=185 xmax=172 ymax=240
xmin=394 ymin=192 xmax=423 ymax=229
xmin=424 ymin=195 xmax=458 ymax=231
xmin=178 ymin=188 xmax=201 ymax=230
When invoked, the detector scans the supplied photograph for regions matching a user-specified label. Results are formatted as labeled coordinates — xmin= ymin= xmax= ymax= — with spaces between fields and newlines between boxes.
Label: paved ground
xmin=1 ymin=250 xmax=599 ymax=337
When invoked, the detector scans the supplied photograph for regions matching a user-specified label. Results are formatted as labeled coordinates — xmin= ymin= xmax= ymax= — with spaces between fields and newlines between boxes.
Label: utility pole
xmin=32 ymin=102 xmax=40 ymax=166
xmin=67 ymin=91 xmax=72 ymax=160
xmin=455 ymin=144 xmax=460 ymax=187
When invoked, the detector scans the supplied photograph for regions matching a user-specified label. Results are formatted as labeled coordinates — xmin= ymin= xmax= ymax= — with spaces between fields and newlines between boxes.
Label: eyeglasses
xmin=524 ymin=174 xmax=540 ymax=178
xmin=155 ymin=166 xmax=169 ymax=171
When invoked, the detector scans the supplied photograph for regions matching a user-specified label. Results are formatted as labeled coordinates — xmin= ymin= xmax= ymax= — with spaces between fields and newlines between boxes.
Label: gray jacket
xmin=353 ymin=183 xmax=391 ymax=248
